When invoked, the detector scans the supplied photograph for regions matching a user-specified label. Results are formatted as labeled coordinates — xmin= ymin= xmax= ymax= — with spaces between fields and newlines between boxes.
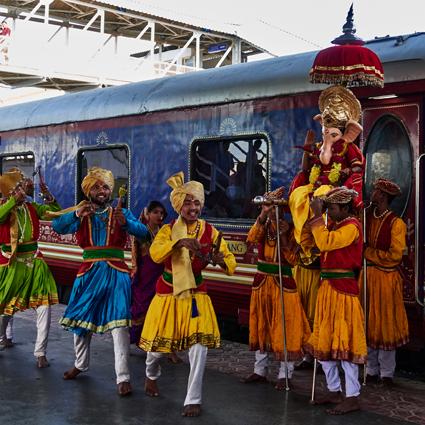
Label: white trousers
xmin=366 ymin=347 xmax=396 ymax=378
xmin=74 ymin=327 xmax=130 ymax=384
xmin=6 ymin=317 xmax=13 ymax=340
xmin=146 ymin=343 xmax=208 ymax=406
xmin=320 ymin=360 xmax=360 ymax=397
xmin=254 ymin=350 xmax=295 ymax=379
xmin=0 ymin=306 xmax=51 ymax=357
xmin=34 ymin=305 xmax=51 ymax=357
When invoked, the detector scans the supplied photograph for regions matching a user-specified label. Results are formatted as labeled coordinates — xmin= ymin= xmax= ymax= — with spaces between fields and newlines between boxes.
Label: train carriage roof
xmin=0 ymin=32 xmax=424 ymax=133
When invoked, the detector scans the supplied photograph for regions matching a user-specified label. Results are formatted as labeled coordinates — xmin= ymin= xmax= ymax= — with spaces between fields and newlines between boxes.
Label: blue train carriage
xmin=0 ymin=32 xmax=424 ymax=345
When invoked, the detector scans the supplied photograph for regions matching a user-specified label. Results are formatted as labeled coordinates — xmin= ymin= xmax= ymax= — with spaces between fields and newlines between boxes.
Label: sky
xmin=151 ymin=0 xmax=425 ymax=56
xmin=0 ymin=0 xmax=424 ymax=104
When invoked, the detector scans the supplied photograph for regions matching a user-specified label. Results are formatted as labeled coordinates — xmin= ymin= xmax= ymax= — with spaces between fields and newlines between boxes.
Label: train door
xmin=361 ymin=96 xmax=424 ymax=348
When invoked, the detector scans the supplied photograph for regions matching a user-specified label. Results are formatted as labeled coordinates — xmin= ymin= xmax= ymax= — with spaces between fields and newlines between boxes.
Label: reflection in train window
xmin=0 ymin=152 xmax=35 ymax=178
xmin=364 ymin=115 xmax=412 ymax=216
xmin=0 ymin=153 xmax=35 ymax=196
xmin=190 ymin=136 xmax=269 ymax=220
xmin=77 ymin=146 xmax=129 ymax=207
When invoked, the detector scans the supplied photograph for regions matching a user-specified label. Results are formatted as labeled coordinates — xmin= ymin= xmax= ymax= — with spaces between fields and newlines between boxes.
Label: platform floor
xmin=1 ymin=305 xmax=424 ymax=425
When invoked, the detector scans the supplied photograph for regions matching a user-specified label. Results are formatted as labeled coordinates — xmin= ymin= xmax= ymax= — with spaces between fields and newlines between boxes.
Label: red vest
xmin=321 ymin=217 xmax=363 ymax=295
xmin=156 ymin=220 xmax=214 ymax=295
xmin=0 ymin=202 xmax=40 ymax=266
xmin=366 ymin=210 xmax=397 ymax=251
xmin=75 ymin=208 xmax=129 ymax=276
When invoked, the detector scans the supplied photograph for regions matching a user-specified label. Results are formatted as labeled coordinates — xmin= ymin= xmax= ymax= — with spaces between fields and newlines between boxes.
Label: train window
xmin=77 ymin=146 xmax=129 ymax=207
xmin=0 ymin=153 xmax=35 ymax=195
xmin=364 ymin=115 xmax=412 ymax=216
xmin=190 ymin=136 xmax=269 ymax=220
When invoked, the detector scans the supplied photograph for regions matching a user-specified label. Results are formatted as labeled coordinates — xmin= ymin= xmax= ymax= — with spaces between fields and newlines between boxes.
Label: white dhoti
xmin=74 ymin=327 xmax=130 ymax=384
xmin=253 ymin=350 xmax=295 ymax=379
xmin=320 ymin=360 xmax=360 ymax=397
xmin=34 ymin=305 xmax=51 ymax=357
xmin=366 ymin=347 xmax=396 ymax=378
xmin=6 ymin=317 xmax=13 ymax=340
xmin=146 ymin=343 xmax=208 ymax=406
xmin=0 ymin=314 xmax=11 ymax=349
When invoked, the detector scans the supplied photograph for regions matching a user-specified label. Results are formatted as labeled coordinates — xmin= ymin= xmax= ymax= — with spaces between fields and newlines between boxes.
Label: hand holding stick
xmin=111 ymin=185 xmax=127 ymax=234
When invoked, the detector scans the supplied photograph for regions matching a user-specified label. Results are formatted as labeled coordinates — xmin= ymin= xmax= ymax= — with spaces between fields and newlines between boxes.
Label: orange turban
xmin=81 ymin=167 xmax=114 ymax=197
xmin=374 ymin=178 xmax=401 ymax=197
xmin=167 ymin=171 xmax=204 ymax=214
xmin=0 ymin=168 xmax=24 ymax=196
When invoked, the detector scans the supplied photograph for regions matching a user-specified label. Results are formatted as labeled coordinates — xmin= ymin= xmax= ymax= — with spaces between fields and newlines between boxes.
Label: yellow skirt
xmin=306 ymin=280 xmax=367 ymax=364
xmin=293 ymin=265 xmax=321 ymax=329
xmin=138 ymin=292 xmax=220 ymax=352
xmin=249 ymin=276 xmax=311 ymax=361
xmin=360 ymin=267 xmax=409 ymax=350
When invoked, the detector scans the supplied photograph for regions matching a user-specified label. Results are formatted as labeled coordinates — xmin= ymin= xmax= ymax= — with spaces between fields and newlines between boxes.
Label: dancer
xmin=139 ymin=171 xmax=236 ymax=417
xmin=52 ymin=167 xmax=148 ymax=395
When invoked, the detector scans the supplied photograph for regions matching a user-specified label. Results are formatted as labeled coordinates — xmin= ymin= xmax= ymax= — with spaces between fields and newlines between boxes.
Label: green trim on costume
xmin=2 ymin=241 xmax=38 ymax=253
xmin=257 ymin=261 xmax=292 ymax=277
xmin=162 ymin=270 xmax=203 ymax=286
xmin=320 ymin=271 xmax=355 ymax=279
xmin=82 ymin=247 xmax=124 ymax=261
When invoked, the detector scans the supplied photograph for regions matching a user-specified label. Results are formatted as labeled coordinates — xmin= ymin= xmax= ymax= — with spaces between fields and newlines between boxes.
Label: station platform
xmin=1 ymin=304 xmax=424 ymax=425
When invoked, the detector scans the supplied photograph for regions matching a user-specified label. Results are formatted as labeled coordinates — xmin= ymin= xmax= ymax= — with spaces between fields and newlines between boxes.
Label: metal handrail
xmin=415 ymin=154 xmax=425 ymax=307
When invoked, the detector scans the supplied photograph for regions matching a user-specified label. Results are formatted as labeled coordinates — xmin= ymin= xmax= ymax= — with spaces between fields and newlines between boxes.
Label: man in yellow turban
xmin=139 ymin=171 xmax=236 ymax=417
xmin=0 ymin=167 xmax=60 ymax=368
xmin=52 ymin=167 xmax=149 ymax=396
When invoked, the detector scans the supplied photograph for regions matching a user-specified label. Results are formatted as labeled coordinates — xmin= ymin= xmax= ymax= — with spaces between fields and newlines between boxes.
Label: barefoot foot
xmin=182 ymin=404 xmax=201 ymax=417
xmin=240 ymin=373 xmax=267 ymax=384
xmin=326 ymin=396 xmax=360 ymax=415
xmin=37 ymin=356 xmax=49 ymax=368
xmin=311 ymin=391 xmax=343 ymax=405
xmin=118 ymin=381 xmax=132 ymax=396
xmin=145 ymin=378 xmax=159 ymax=397
xmin=63 ymin=367 xmax=82 ymax=380
xmin=275 ymin=378 xmax=291 ymax=391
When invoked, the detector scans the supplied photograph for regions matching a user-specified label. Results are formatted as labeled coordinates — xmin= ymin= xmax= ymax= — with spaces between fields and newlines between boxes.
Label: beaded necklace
xmin=17 ymin=204 xmax=28 ymax=243
xmin=373 ymin=207 xmax=389 ymax=219
xmin=187 ymin=220 xmax=201 ymax=236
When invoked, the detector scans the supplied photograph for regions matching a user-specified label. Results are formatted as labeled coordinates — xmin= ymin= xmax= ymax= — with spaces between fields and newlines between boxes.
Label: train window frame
xmin=75 ymin=144 xmax=131 ymax=208
xmin=0 ymin=152 xmax=35 ymax=195
xmin=189 ymin=133 xmax=271 ymax=228
xmin=363 ymin=113 xmax=413 ymax=217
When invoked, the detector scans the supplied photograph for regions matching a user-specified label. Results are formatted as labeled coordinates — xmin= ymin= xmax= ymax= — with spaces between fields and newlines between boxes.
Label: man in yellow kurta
xmin=362 ymin=179 xmax=409 ymax=386
xmin=307 ymin=187 xmax=366 ymax=415
xmin=241 ymin=188 xmax=311 ymax=389
xmin=139 ymin=172 xmax=236 ymax=417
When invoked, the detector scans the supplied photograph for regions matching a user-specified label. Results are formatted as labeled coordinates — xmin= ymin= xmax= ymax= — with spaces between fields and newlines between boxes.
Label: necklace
xmin=266 ymin=220 xmax=278 ymax=243
xmin=147 ymin=224 xmax=159 ymax=239
xmin=17 ymin=205 xmax=28 ymax=243
xmin=94 ymin=206 xmax=109 ymax=215
xmin=187 ymin=220 xmax=200 ymax=236
xmin=373 ymin=207 xmax=389 ymax=219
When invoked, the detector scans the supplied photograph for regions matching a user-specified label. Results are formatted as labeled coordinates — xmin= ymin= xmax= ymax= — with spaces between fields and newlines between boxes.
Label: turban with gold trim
xmin=263 ymin=186 xmax=285 ymax=201
xmin=81 ymin=167 xmax=114 ymax=197
xmin=374 ymin=178 xmax=401 ymax=197
xmin=324 ymin=186 xmax=358 ymax=204
xmin=167 ymin=171 xmax=204 ymax=214
xmin=0 ymin=168 xmax=24 ymax=196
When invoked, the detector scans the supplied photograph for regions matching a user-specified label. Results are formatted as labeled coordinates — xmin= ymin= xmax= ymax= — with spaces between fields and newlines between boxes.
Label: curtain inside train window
xmin=77 ymin=145 xmax=129 ymax=207
xmin=364 ymin=115 xmax=412 ymax=216
xmin=190 ymin=135 xmax=270 ymax=221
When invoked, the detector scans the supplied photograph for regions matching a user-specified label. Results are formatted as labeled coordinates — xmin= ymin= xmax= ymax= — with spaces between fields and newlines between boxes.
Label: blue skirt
xmin=60 ymin=262 xmax=131 ymax=336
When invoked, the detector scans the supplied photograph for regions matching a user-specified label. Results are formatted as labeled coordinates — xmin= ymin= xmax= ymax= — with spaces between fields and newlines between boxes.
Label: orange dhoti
xmin=361 ymin=266 xmax=409 ymax=350
xmin=249 ymin=274 xmax=311 ymax=361
xmin=306 ymin=280 xmax=367 ymax=364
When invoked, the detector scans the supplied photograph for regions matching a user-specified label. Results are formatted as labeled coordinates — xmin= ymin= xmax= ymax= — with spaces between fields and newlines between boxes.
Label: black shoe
xmin=365 ymin=374 xmax=379 ymax=384
xmin=381 ymin=377 xmax=394 ymax=387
